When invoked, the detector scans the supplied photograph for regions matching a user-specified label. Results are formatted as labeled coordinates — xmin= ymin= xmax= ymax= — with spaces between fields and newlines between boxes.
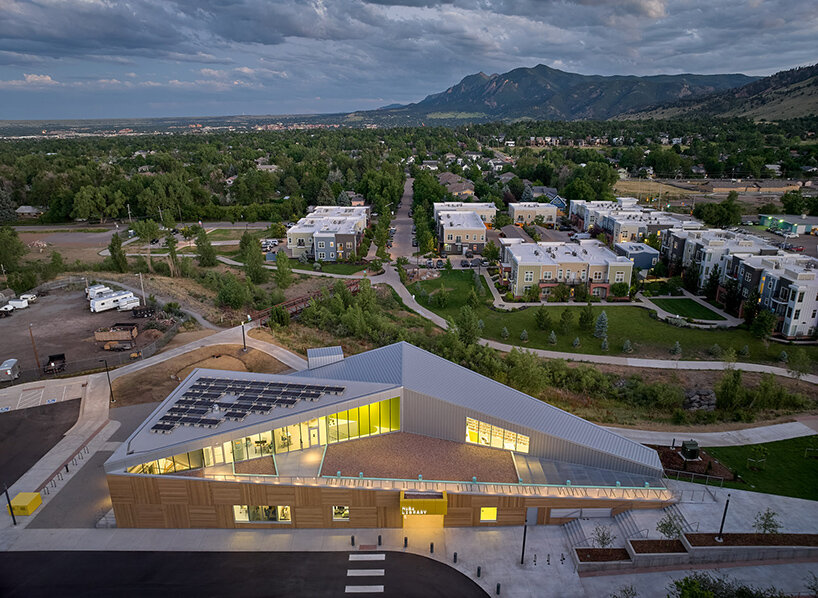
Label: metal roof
xmin=307 ymin=346 xmax=345 ymax=369
xmin=291 ymin=342 xmax=662 ymax=472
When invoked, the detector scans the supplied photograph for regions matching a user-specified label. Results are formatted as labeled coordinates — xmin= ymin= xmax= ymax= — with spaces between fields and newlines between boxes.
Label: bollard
xmin=533 ymin=554 xmax=537 ymax=566
xmin=404 ymin=536 xmax=408 ymax=548
xmin=430 ymin=542 xmax=434 ymax=554
xmin=477 ymin=566 xmax=481 ymax=578
xmin=351 ymin=535 xmax=355 ymax=547
xmin=453 ymin=552 xmax=457 ymax=563
xmin=378 ymin=535 xmax=382 ymax=546
xmin=496 ymin=583 xmax=501 ymax=595
xmin=547 ymin=554 xmax=550 ymax=565
xmin=65 ymin=464 xmax=69 ymax=473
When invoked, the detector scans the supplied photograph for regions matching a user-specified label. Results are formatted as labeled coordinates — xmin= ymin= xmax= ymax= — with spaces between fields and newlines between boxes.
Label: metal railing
xmin=664 ymin=469 xmax=724 ymax=487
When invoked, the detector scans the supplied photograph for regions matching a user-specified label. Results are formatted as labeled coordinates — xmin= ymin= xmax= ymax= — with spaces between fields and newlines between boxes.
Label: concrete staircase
xmin=663 ymin=503 xmax=698 ymax=533
xmin=561 ymin=518 xmax=590 ymax=547
xmin=614 ymin=510 xmax=647 ymax=540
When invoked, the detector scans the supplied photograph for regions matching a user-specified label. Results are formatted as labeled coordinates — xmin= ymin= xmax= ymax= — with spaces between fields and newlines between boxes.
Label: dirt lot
xmin=18 ymin=229 xmax=116 ymax=265
xmin=0 ymin=289 xmax=168 ymax=374
xmin=110 ymin=344 xmax=289 ymax=407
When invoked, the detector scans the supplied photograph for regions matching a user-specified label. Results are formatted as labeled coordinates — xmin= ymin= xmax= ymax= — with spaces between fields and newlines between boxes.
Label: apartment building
xmin=432 ymin=202 xmax=497 ymax=224
xmin=287 ymin=207 xmax=369 ymax=261
xmin=569 ymin=197 xmax=639 ymax=229
xmin=662 ymin=228 xmax=779 ymax=291
xmin=504 ymin=239 xmax=633 ymax=299
xmin=614 ymin=242 xmax=660 ymax=271
xmin=570 ymin=198 xmax=697 ymax=243
xmin=437 ymin=211 xmax=487 ymax=254
xmin=508 ymin=202 xmax=558 ymax=227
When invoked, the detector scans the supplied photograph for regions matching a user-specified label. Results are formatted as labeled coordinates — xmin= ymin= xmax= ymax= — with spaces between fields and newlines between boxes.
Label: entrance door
xmin=526 ymin=507 xmax=539 ymax=525
xmin=309 ymin=426 xmax=320 ymax=447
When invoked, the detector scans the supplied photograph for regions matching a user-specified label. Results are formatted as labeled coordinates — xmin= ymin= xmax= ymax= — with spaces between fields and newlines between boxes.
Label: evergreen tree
xmin=108 ymin=232 xmax=128 ymax=273
xmin=238 ymin=231 xmax=256 ymax=260
xmin=703 ymin=268 xmax=720 ymax=300
xmin=467 ymin=287 xmax=480 ymax=309
xmin=601 ymin=337 xmax=609 ymax=351
xmin=548 ymin=330 xmax=557 ymax=345
xmin=594 ymin=310 xmax=608 ymax=338
xmin=622 ymin=339 xmax=633 ymax=353
xmin=572 ymin=337 xmax=580 ymax=348
xmin=534 ymin=305 xmax=552 ymax=330
xmin=455 ymin=305 xmax=480 ymax=345
xmin=520 ymin=329 xmax=528 ymax=341
xmin=275 ymin=250 xmax=293 ymax=289
xmin=0 ymin=188 xmax=16 ymax=224
xmin=501 ymin=327 xmax=510 ymax=340
xmin=670 ymin=341 xmax=682 ymax=356
xmin=520 ymin=184 xmax=534 ymax=203
xmin=0 ymin=226 xmax=27 ymax=271
xmin=559 ymin=308 xmax=573 ymax=334
xmin=578 ymin=301 xmax=594 ymax=331
xmin=336 ymin=191 xmax=351 ymax=206
xmin=195 ymin=228 xmax=217 ymax=267
xmin=165 ymin=232 xmax=179 ymax=276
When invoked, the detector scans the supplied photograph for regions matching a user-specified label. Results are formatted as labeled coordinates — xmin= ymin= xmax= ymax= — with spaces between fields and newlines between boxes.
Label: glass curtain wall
xmin=127 ymin=397 xmax=400 ymax=475
xmin=465 ymin=417 xmax=529 ymax=453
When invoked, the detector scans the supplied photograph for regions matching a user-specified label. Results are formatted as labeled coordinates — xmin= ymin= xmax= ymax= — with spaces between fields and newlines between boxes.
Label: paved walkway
xmin=606 ymin=420 xmax=818 ymax=447
xmin=638 ymin=289 xmax=742 ymax=327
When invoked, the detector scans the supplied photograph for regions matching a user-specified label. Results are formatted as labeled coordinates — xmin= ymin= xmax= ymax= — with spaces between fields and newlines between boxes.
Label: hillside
xmin=370 ymin=64 xmax=755 ymax=124
xmin=624 ymin=63 xmax=818 ymax=120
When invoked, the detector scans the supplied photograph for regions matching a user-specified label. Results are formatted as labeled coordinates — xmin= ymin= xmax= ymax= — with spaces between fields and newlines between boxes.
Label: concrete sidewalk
xmin=606 ymin=420 xmax=817 ymax=447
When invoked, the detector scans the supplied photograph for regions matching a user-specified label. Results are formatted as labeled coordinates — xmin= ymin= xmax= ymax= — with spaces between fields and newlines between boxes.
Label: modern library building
xmin=104 ymin=342 xmax=673 ymax=529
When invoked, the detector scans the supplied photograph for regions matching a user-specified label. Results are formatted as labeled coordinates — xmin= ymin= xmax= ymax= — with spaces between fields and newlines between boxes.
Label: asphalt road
xmin=389 ymin=178 xmax=415 ymax=261
xmin=0 ymin=551 xmax=489 ymax=598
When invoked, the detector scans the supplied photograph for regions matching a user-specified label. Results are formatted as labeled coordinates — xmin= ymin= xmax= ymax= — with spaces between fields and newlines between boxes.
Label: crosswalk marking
xmin=344 ymin=586 xmax=384 ymax=593
xmin=349 ymin=554 xmax=385 ymax=561
xmin=347 ymin=569 xmax=385 ymax=577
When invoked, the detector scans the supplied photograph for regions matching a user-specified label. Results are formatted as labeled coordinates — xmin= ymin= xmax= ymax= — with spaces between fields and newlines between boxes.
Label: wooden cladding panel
xmin=265 ymin=486 xmax=297 ymax=505
xmin=443 ymin=508 xmax=473 ymax=527
xmin=133 ymin=504 xmax=167 ymax=528
xmin=322 ymin=488 xmax=354 ymax=505
xmin=378 ymin=506 xmax=402 ymax=528
xmin=186 ymin=479 xmax=212 ymax=506
xmin=111 ymin=503 xmax=135 ymax=527
xmin=107 ymin=476 xmax=135 ymax=504
xmin=294 ymin=486 xmax=322 ymax=507
xmin=496 ymin=508 xmax=525 ymax=526
xmin=157 ymin=479 xmax=189 ymax=504
xmin=211 ymin=482 xmax=242 ymax=505
xmin=293 ymin=506 xmax=324 ymax=528
xmin=375 ymin=491 xmax=400 ymax=508
xmin=189 ymin=506 xmax=219 ymax=528
xmin=165 ymin=504 xmax=191 ymax=528
xmin=349 ymin=507 xmax=377 ymax=528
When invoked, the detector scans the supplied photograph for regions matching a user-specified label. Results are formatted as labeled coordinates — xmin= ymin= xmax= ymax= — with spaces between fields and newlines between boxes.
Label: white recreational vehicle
xmin=116 ymin=296 xmax=141 ymax=311
xmin=90 ymin=291 xmax=135 ymax=313
xmin=8 ymin=299 xmax=28 ymax=309
xmin=86 ymin=285 xmax=112 ymax=300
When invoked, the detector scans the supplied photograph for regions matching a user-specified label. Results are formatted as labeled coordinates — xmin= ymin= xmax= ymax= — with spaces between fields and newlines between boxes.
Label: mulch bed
xmin=630 ymin=539 xmax=686 ymax=553
xmin=686 ymin=533 xmax=818 ymax=547
xmin=321 ymin=432 xmax=518 ymax=483
xmin=648 ymin=444 xmax=734 ymax=479
xmin=575 ymin=548 xmax=631 ymax=562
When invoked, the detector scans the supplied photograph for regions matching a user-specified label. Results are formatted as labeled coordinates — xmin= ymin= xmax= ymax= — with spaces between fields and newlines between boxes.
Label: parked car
xmin=411 ymin=238 xmax=418 ymax=247
xmin=150 ymin=238 xmax=160 ymax=244
xmin=465 ymin=250 xmax=474 ymax=259
xmin=481 ymin=259 xmax=489 ymax=267
xmin=559 ymin=225 xmax=572 ymax=231
xmin=436 ymin=260 xmax=444 ymax=269
xmin=460 ymin=259 xmax=470 ymax=268
xmin=785 ymin=232 xmax=799 ymax=239
xmin=426 ymin=259 xmax=435 ymax=269
xmin=793 ymin=245 xmax=805 ymax=252
xmin=440 ymin=251 xmax=447 ymax=258
xmin=471 ymin=258 xmax=482 ymax=268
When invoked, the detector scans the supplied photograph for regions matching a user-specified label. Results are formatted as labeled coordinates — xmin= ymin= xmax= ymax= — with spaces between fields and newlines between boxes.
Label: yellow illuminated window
xmin=465 ymin=418 xmax=529 ymax=454
xmin=480 ymin=507 xmax=497 ymax=522
xmin=332 ymin=505 xmax=350 ymax=521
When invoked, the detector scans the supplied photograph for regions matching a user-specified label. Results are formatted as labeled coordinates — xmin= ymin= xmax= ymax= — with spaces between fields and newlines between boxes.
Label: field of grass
xmin=412 ymin=270 xmax=818 ymax=367
xmin=614 ymin=179 xmax=698 ymax=199
xmin=650 ymin=298 xmax=727 ymax=321
xmin=707 ymin=436 xmax=818 ymax=501
xmin=313 ymin=263 xmax=367 ymax=275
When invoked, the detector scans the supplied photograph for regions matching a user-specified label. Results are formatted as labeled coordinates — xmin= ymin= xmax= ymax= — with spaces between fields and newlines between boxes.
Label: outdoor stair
xmin=614 ymin=510 xmax=646 ymax=539
xmin=561 ymin=518 xmax=589 ymax=547
xmin=663 ymin=503 xmax=696 ymax=533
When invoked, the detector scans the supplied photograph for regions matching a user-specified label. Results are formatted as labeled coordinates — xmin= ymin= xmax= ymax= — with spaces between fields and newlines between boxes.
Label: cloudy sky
xmin=0 ymin=0 xmax=815 ymax=120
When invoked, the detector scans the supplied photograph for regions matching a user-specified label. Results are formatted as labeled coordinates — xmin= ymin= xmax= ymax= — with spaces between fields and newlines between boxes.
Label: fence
xmin=0 ymin=320 xmax=180 ymax=388
xmin=250 ymin=278 xmax=361 ymax=322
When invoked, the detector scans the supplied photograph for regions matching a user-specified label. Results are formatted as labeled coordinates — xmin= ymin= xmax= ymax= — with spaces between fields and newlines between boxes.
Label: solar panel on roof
xmin=224 ymin=411 xmax=248 ymax=421
xmin=151 ymin=423 xmax=175 ymax=433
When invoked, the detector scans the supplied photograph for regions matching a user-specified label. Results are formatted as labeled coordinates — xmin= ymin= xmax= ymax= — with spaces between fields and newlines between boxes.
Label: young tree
xmin=703 ymin=268 xmax=720 ymax=301
xmin=467 ymin=287 xmax=481 ymax=309
xmin=501 ymin=326 xmax=510 ymax=340
xmin=656 ymin=512 xmax=684 ymax=540
xmin=238 ymin=230 xmax=256 ymax=261
xmin=751 ymin=309 xmax=777 ymax=339
xmin=534 ymin=305 xmax=552 ymax=330
xmin=132 ymin=219 xmax=160 ymax=272
xmin=275 ymin=250 xmax=293 ymax=289
xmin=455 ymin=305 xmax=480 ymax=345
xmin=682 ymin=263 xmax=700 ymax=293
xmin=268 ymin=305 xmax=290 ymax=327
xmin=579 ymin=302 xmax=594 ymax=331
xmin=560 ymin=308 xmax=573 ymax=334
xmin=622 ymin=339 xmax=633 ymax=353
xmin=594 ymin=310 xmax=608 ymax=338
xmin=165 ymin=232 xmax=179 ymax=276
xmin=787 ymin=348 xmax=810 ymax=380
xmin=572 ymin=336 xmax=580 ymax=348
xmin=591 ymin=525 xmax=617 ymax=548
xmin=195 ymin=228 xmax=217 ymax=267
xmin=244 ymin=240 xmax=269 ymax=284
xmin=778 ymin=350 xmax=788 ymax=363
xmin=108 ymin=232 xmax=128 ymax=273
xmin=520 ymin=329 xmax=528 ymax=341
xmin=601 ymin=337 xmax=609 ymax=351
xmin=670 ymin=341 xmax=682 ymax=356
xmin=752 ymin=508 xmax=781 ymax=534
xmin=548 ymin=330 xmax=557 ymax=345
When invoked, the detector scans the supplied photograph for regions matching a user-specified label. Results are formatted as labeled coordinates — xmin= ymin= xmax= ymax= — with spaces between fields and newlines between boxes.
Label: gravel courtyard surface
xmin=320 ymin=432 xmax=518 ymax=483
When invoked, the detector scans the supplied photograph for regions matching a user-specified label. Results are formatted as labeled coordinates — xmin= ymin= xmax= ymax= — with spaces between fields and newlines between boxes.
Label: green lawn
xmin=292 ymin=263 xmax=367 ymax=275
xmin=707 ymin=436 xmax=818 ymax=501
xmin=650 ymin=298 xmax=727 ymax=321
xmin=412 ymin=270 xmax=818 ymax=367
xmin=206 ymin=228 xmax=264 ymax=241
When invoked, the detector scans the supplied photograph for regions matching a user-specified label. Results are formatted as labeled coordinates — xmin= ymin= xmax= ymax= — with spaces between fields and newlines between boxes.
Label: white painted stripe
xmin=347 ymin=569 xmax=385 ymax=577
xmin=349 ymin=554 xmax=385 ymax=561
xmin=345 ymin=585 xmax=384 ymax=593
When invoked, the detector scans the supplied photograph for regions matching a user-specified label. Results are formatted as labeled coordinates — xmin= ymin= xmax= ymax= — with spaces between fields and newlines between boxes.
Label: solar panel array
xmin=150 ymin=376 xmax=345 ymax=434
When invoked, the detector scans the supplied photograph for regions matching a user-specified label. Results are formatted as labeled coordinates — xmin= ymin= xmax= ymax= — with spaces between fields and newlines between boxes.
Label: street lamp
xmin=715 ymin=492 xmax=731 ymax=543
xmin=29 ymin=323 xmax=41 ymax=372
xmin=99 ymin=359 xmax=115 ymax=404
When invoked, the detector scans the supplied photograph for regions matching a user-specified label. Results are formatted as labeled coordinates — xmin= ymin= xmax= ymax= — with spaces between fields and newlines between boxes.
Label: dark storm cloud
xmin=0 ymin=0 xmax=815 ymax=118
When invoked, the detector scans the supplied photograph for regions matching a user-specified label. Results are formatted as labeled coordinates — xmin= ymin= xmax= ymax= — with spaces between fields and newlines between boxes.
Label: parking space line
xmin=349 ymin=554 xmax=385 ymax=561
xmin=344 ymin=586 xmax=384 ymax=594
xmin=347 ymin=569 xmax=385 ymax=577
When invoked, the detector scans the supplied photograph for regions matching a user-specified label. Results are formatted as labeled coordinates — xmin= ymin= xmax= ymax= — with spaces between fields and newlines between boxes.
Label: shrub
xmin=670 ymin=341 xmax=682 ymax=356
xmin=548 ymin=330 xmax=557 ymax=345
xmin=622 ymin=339 xmax=633 ymax=353
xmin=656 ymin=512 xmax=684 ymax=540
xmin=572 ymin=337 xmax=580 ymax=348
xmin=739 ymin=344 xmax=750 ymax=357
xmin=594 ymin=310 xmax=608 ymax=338
xmin=268 ymin=305 xmax=290 ymax=328
xmin=501 ymin=327 xmax=510 ymax=340
xmin=709 ymin=344 xmax=723 ymax=357
xmin=778 ymin=350 xmax=788 ymax=363
xmin=591 ymin=525 xmax=616 ymax=548
xmin=520 ymin=329 xmax=528 ymax=341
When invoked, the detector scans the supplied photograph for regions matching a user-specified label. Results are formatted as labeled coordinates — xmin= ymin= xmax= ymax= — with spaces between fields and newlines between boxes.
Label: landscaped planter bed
xmin=649 ymin=444 xmax=734 ymax=479
xmin=575 ymin=548 xmax=630 ymax=562
xmin=685 ymin=533 xmax=818 ymax=547
xmin=630 ymin=539 xmax=686 ymax=553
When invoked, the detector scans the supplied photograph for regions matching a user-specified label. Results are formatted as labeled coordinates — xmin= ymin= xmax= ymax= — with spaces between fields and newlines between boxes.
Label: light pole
xmin=28 ymin=323 xmax=41 ymax=371
xmin=241 ymin=319 xmax=248 ymax=352
xmin=715 ymin=492 xmax=731 ymax=543
xmin=99 ymin=359 xmax=115 ymax=404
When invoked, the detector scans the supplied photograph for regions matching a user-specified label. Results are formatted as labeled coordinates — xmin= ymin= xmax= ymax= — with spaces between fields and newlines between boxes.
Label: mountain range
xmin=350 ymin=63 xmax=817 ymax=125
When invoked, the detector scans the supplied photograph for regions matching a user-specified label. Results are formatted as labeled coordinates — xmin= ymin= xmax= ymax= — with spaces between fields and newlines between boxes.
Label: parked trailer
xmin=19 ymin=293 xmax=37 ymax=303
xmin=0 ymin=358 xmax=20 ymax=381
xmin=8 ymin=299 xmax=28 ymax=309
xmin=43 ymin=353 xmax=66 ymax=374
xmin=94 ymin=323 xmax=138 ymax=342
xmin=90 ymin=291 xmax=134 ymax=313
xmin=132 ymin=305 xmax=155 ymax=318
xmin=86 ymin=285 xmax=112 ymax=300
xmin=116 ymin=296 xmax=141 ymax=311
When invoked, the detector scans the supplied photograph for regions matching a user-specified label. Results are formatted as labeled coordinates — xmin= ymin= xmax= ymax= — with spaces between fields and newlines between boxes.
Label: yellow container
xmin=6 ymin=492 xmax=42 ymax=516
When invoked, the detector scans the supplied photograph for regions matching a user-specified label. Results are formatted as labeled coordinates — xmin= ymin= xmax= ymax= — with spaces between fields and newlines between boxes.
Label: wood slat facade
xmin=108 ymin=474 xmax=672 ymax=529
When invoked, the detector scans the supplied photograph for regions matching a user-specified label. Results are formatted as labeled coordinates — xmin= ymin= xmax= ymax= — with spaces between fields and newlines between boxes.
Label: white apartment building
xmin=432 ymin=202 xmax=497 ymax=224
xmin=508 ymin=202 xmax=558 ymax=227
xmin=437 ymin=211 xmax=487 ymax=254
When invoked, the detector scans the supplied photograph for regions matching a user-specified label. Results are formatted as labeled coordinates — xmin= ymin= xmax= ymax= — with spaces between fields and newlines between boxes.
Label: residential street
xmin=389 ymin=177 xmax=416 ymax=262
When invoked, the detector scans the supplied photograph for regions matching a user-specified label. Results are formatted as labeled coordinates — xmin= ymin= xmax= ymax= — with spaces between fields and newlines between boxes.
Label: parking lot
xmin=0 ymin=289 xmax=160 ymax=374
xmin=738 ymin=226 xmax=818 ymax=258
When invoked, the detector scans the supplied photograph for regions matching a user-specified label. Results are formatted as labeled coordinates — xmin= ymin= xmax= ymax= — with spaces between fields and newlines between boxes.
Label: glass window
xmin=188 ymin=449 xmax=204 ymax=470
xmin=359 ymin=404 xmax=370 ymax=438
xmin=390 ymin=397 xmax=400 ymax=431
xmin=234 ymin=505 xmax=291 ymax=523
xmin=466 ymin=417 xmax=479 ymax=443
xmin=465 ymin=417 xmax=529 ymax=454
xmin=332 ymin=505 xmax=350 ymax=521
xmin=490 ymin=426 xmax=504 ymax=449
xmin=233 ymin=505 xmax=249 ymax=522
xmin=478 ymin=420 xmax=491 ymax=446
xmin=480 ymin=507 xmax=498 ymax=522
xmin=173 ymin=453 xmax=190 ymax=472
